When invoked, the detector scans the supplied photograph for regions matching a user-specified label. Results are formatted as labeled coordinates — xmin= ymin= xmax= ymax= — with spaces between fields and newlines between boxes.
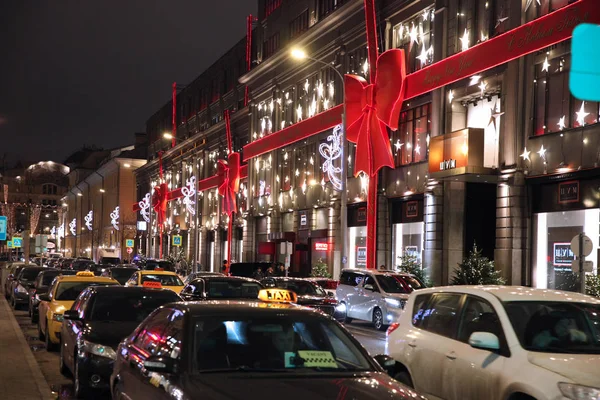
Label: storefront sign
xmin=299 ymin=210 xmax=308 ymax=228
xmin=314 ymin=242 xmax=329 ymax=251
xmin=357 ymin=207 xmax=367 ymax=223
xmin=242 ymin=0 xmax=599 ymax=161
xmin=553 ymin=242 xmax=575 ymax=267
xmin=406 ymin=201 xmax=419 ymax=218
xmin=429 ymin=128 xmax=485 ymax=176
xmin=558 ymin=181 xmax=579 ymax=204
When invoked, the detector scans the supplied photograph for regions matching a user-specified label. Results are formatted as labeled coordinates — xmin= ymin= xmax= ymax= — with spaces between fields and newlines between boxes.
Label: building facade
xmin=62 ymin=140 xmax=146 ymax=262
xmin=0 ymin=161 xmax=69 ymax=256
xmin=136 ymin=0 xmax=599 ymax=290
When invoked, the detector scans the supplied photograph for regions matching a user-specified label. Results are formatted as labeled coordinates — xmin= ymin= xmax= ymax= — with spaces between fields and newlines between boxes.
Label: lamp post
xmin=290 ymin=49 xmax=348 ymax=276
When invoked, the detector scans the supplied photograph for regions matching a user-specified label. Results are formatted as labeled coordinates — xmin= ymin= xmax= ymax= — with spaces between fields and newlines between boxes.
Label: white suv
xmin=385 ymin=285 xmax=600 ymax=400
xmin=336 ymin=269 xmax=425 ymax=330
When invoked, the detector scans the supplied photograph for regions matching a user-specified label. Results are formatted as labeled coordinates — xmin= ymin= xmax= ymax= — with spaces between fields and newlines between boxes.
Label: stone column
xmin=442 ymin=181 xmax=466 ymax=285
xmin=329 ymin=202 xmax=341 ymax=278
xmin=243 ymin=216 xmax=255 ymax=262
xmin=424 ymin=184 xmax=444 ymax=285
xmin=495 ymin=172 xmax=529 ymax=285
xmin=377 ymin=194 xmax=391 ymax=269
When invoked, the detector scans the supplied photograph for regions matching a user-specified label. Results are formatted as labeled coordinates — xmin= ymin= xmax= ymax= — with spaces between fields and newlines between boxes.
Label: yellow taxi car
xmin=124 ymin=269 xmax=185 ymax=294
xmin=37 ymin=271 xmax=119 ymax=351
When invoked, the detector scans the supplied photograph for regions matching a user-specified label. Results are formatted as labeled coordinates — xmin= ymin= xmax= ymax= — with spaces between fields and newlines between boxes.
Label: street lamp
xmin=163 ymin=132 xmax=174 ymax=140
xmin=290 ymin=48 xmax=348 ymax=275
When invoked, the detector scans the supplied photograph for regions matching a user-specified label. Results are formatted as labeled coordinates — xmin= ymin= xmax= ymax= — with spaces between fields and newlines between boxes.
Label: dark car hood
xmin=186 ymin=371 xmax=423 ymax=400
xmin=83 ymin=321 xmax=140 ymax=348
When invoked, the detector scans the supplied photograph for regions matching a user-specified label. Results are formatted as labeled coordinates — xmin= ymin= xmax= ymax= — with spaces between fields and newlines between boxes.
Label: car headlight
xmin=384 ymin=298 xmax=402 ymax=308
xmin=558 ymin=383 xmax=600 ymax=400
xmin=83 ymin=340 xmax=117 ymax=360
xmin=52 ymin=314 xmax=63 ymax=322
xmin=16 ymin=284 xmax=28 ymax=294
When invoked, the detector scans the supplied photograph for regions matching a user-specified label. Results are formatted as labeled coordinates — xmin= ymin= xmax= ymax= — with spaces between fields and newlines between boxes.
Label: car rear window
xmin=141 ymin=274 xmax=183 ymax=286
xmin=205 ymin=280 xmax=262 ymax=299
xmin=89 ymin=291 xmax=180 ymax=322
xmin=56 ymin=281 xmax=118 ymax=301
xmin=20 ymin=268 xmax=45 ymax=281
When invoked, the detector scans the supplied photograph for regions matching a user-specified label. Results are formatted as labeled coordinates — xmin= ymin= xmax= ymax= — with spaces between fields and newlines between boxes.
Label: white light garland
xmin=69 ymin=219 xmax=77 ymax=236
xmin=520 ymin=147 xmax=531 ymax=162
xmin=576 ymin=102 xmax=590 ymax=126
xmin=460 ymin=29 xmax=470 ymax=52
xmin=84 ymin=210 xmax=93 ymax=231
xmin=58 ymin=223 xmax=65 ymax=238
xmin=138 ymin=193 xmax=151 ymax=223
xmin=110 ymin=206 xmax=120 ymax=231
xmin=318 ymin=124 xmax=343 ymax=191
xmin=182 ymin=176 xmax=196 ymax=215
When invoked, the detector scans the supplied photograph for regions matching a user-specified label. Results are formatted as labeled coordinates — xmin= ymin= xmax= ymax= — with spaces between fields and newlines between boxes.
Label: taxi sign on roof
xmin=258 ymin=288 xmax=297 ymax=304
xmin=143 ymin=281 xmax=162 ymax=289
xmin=75 ymin=271 xmax=95 ymax=277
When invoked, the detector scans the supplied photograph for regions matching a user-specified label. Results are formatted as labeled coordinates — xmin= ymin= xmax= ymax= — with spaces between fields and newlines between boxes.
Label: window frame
xmin=419 ymin=292 xmax=465 ymax=339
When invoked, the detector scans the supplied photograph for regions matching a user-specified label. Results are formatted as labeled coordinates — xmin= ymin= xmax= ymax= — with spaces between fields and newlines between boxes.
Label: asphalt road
xmin=10 ymin=306 xmax=387 ymax=400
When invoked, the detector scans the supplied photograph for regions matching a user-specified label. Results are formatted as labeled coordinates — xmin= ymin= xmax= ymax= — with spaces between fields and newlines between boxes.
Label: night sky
xmin=0 ymin=1 xmax=256 ymax=166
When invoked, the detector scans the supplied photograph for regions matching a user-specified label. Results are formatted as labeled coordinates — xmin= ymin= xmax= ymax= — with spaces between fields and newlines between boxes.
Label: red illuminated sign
xmin=314 ymin=242 xmax=329 ymax=251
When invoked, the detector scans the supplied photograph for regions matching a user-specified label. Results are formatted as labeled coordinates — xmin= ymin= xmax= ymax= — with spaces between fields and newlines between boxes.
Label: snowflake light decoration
xmin=138 ymin=193 xmax=151 ymax=223
xmin=110 ymin=206 xmax=120 ymax=231
xmin=69 ymin=219 xmax=77 ymax=236
xmin=181 ymin=176 xmax=196 ymax=216
xmin=318 ymin=124 xmax=343 ymax=191
xmin=84 ymin=210 xmax=93 ymax=231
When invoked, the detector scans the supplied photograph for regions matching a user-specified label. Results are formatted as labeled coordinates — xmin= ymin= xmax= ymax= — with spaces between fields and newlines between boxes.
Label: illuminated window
xmin=392 ymin=104 xmax=430 ymax=166
xmin=534 ymin=50 xmax=599 ymax=136
xmin=290 ymin=9 xmax=309 ymax=39
xmin=392 ymin=8 xmax=435 ymax=72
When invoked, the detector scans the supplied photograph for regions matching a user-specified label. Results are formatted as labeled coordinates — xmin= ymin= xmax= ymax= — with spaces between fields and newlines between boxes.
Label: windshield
xmin=376 ymin=275 xmax=423 ymax=294
xmin=110 ymin=268 xmax=137 ymax=283
xmin=55 ymin=281 xmax=118 ymax=301
xmin=101 ymin=257 xmax=120 ymax=265
xmin=89 ymin=291 xmax=180 ymax=322
xmin=72 ymin=261 xmax=94 ymax=271
xmin=193 ymin=316 xmax=373 ymax=373
xmin=205 ymin=280 xmax=262 ymax=299
xmin=504 ymin=301 xmax=600 ymax=354
xmin=272 ymin=280 xmax=326 ymax=296
xmin=41 ymin=271 xmax=61 ymax=286
xmin=141 ymin=274 xmax=183 ymax=286
xmin=20 ymin=268 xmax=45 ymax=281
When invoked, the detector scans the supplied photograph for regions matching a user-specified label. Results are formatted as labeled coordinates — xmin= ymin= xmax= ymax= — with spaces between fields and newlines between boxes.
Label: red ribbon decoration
xmin=344 ymin=49 xmax=407 ymax=177
xmin=217 ymin=152 xmax=240 ymax=215
xmin=152 ymin=183 xmax=169 ymax=228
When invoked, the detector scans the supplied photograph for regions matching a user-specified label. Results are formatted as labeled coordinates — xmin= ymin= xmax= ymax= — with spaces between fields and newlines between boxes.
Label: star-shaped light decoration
xmin=469 ymin=75 xmax=481 ymax=86
xmin=478 ymin=81 xmax=487 ymax=98
xmin=394 ymin=140 xmax=404 ymax=152
xmin=557 ymin=115 xmax=566 ymax=131
xmin=525 ymin=0 xmax=541 ymax=12
xmin=576 ymin=102 xmax=590 ymax=126
xmin=416 ymin=44 xmax=430 ymax=66
xmin=538 ymin=145 xmax=547 ymax=160
xmin=481 ymin=31 xmax=488 ymax=42
xmin=541 ymin=57 xmax=550 ymax=72
xmin=423 ymin=9 xmax=429 ymax=21
xmin=415 ymin=144 xmax=421 ymax=154
xmin=520 ymin=147 xmax=531 ymax=162
xmin=488 ymin=101 xmax=505 ymax=131
xmin=495 ymin=17 xmax=508 ymax=29
xmin=448 ymin=89 xmax=454 ymax=103
xmin=409 ymin=23 xmax=419 ymax=45
xmin=460 ymin=29 xmax=470 ymax=52
xmin=362 ymin=59 xmax=369 ymax=76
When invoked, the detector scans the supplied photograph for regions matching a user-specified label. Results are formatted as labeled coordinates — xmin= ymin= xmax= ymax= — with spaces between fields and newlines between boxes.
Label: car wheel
xmin=373 ymin=308 xmax=385 ymax=331
xmin=37 ymin=320 xmax=45 ymax=341
xmin=59 ymin=343 xmax=70 ymax=377
xmin=394 ymin=371 xmax=414 ymax=388
xmin=45 ymin=321 xmax=57 ymax=351
xmin=74 ymin=358 xmax=89 ymax=398
xmin=340 ymin=302 xmax=353 ymax=324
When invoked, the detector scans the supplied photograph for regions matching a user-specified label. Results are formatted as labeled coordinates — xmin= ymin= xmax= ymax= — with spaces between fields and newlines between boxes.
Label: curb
xmin=1 ymin=297 xmax=54 ymax=400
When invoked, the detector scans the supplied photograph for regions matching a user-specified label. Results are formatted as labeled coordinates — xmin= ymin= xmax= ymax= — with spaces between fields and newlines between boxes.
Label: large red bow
xmin=344 ymin=49 xmax=407 ymax=177
xmin=217 ymin=152 xmax=240 ymax=215
xmin=152 ymin=183 xmax=169 ymax=227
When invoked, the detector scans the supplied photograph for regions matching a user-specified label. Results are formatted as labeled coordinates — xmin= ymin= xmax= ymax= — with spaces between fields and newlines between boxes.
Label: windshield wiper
xmin=197 ymin=366 xmax=291 ymax=373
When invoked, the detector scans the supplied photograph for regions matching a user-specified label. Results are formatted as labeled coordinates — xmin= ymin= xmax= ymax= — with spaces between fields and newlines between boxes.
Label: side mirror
xmin=373 ymin=354 xmax=396 ymax=374
xmin=143 ymin=356 xmax=176 ymax=374
xmin=468 ymin=332 xmax=500 ymax=351
xmin=38 ymin=293 xmax=51 ymax=302
xmin=364 ymin=284 xmax=376 ymax=291
xmin=63 ymin=310 xmax=80 ymax=321
xmin=326 ymin=292 xmax=335 ymax=297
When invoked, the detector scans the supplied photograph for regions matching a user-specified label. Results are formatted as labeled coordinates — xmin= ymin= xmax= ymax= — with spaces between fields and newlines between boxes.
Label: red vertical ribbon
xmin=364 ymin=0 xmax=379 ymax=270
xmin=172 ymin=82 xmax=177 ymax=148
xmin=224 ymin=110 xmax=234 ymax=274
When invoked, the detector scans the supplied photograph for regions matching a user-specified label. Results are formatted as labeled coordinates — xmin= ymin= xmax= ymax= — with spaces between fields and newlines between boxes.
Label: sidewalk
xmin=0 ymin=295 xmax=54 ymax=400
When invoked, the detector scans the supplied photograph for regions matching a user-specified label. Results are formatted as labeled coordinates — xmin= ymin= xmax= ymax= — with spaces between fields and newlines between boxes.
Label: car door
xmin=355 ymin=275 xmax=381 ymax=321
xmin=343 ymin=272 xmax=365 ymax=319
xmin=121 ymin=308 xmax=173 ymax=398
xmin=445 ymin=295 xmax=509 ymax=400
xmin=408 ymin=292 xmax=464 ymax=399
xmin=62 ymin=290 xmax=91 ymax=372
xmin=180 ymin=279 xmax=205 ymax=301
xmin=39 ymin=281 xmax=57 ymax=335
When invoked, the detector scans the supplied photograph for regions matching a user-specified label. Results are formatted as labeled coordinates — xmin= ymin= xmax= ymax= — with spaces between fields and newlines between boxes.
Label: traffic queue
xmin=4 ymin=257 xmax=600 ymax=400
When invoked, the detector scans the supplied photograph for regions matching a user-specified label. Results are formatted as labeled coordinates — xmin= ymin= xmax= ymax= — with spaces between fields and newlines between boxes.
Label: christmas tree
xmin=586 ymin=274 xmax=600 ymax=298
xmin=310 ymin=258 xmax=332 ymax=278
xmin=451 ymin=244 xmax=505 ymax=285
xmin=396 ymin=255 xmax=432 ymax=287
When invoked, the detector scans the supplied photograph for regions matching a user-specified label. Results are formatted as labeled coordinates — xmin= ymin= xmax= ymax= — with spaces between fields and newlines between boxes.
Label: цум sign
xmin=439 ymin=159 xmax=457 ymax=171
xmin=553 ymin=242 xmax=575 ymax=271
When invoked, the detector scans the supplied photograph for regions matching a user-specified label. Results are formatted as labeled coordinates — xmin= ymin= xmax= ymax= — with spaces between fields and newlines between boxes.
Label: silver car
xmin=336 ymin=269 xmax=426 ymax=330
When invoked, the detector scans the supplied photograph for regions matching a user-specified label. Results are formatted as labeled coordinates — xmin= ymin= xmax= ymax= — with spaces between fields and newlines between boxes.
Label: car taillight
xmin=387 ymin=322 xmax=400 ymax=336
xmin=323 ymin=298 xmax=338 ymax=304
